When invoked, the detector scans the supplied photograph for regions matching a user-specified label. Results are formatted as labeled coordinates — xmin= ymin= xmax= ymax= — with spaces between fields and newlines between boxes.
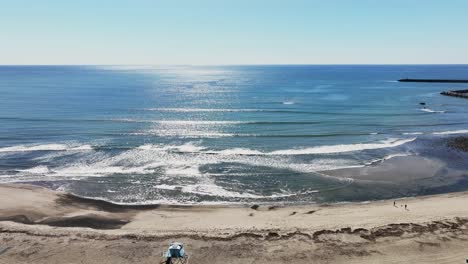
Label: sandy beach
xmin=1 ymin=183 xmax=468 ymax=264
xmin=2 ymin=1 xmax=468 ymax=262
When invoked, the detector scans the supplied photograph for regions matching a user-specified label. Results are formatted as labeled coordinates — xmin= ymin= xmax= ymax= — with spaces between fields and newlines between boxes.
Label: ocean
xmin=1 ymin=65 xmax=467 ymax=204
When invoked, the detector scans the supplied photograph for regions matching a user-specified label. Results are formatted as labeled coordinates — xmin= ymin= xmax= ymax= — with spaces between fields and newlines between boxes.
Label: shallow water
xmin=0 ymin=65 xmax=467 ymax=204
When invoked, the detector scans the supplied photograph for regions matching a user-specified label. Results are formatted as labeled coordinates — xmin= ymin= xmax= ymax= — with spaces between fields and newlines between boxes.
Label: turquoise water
xmin=0 ymin=65 xmax=467 ymax=204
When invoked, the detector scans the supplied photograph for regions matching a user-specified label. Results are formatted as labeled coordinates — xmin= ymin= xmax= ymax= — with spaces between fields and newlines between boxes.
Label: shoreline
xmin=2 ymin=183 xmax=468 ymax=263
xmin=2 ymin=134 xmax=468 ymax=205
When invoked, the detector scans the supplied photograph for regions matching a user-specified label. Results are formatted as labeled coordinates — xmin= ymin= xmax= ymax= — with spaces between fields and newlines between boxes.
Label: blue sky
xmin=1 ymin=0 xmax=467 ymax=64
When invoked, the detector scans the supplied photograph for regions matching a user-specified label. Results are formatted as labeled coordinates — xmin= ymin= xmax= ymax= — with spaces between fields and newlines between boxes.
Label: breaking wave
xmin=420 ymin=108 xmax=445 ymax=113
xmin=0 ymin=144 xmax=93 ymax=153
xmin=256 ymin=138 xmax=414 ymax=155
xmin=0 ymin=136 xmax=418 ymax=203
xmin=432 ymin=129 xmax=468 ymax=135
xmin=133 ymin=138 xmax=416 ymax=156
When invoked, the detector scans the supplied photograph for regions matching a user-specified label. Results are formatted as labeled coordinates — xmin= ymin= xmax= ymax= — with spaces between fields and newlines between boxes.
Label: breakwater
xmin=399 ymin=79 xmax=468 ymax=83
xmin=441 ymin=89 xmax=468 ymax=99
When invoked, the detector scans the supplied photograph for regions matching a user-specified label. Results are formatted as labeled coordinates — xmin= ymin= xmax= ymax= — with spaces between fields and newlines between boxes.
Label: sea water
xmin=1 ymin=65 xmax=467 ymax=204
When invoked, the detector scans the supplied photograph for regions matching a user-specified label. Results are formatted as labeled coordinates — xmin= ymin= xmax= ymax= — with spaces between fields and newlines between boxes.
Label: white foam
xmin=6 ymin=137 xmax=415 ymax=184
xmin=0 ymin=144 xmax=93 ymax=153
xmin=365 ymin=153 xmax=412 ymax=165
xmin=172 ymin=142 xmax=205 ymax=153
xmin=53 ymin=165 xmax=151 ymax=177
xmin=155 ymin=183 xmax=320 ymax=199
xmin=268 ymin=189 xmax=320 ymax=198
xmin=15 ymin=147 xmax=356 ymax=181
xmin=269 ymin=138 xmax=416 ymax=155
xmin=136 ymin=144 xmax=157 ymax=150
xmin=19 ymin=166 xmax=51 ymax=174
xmin=432 ymin=130 xmax=468 ymax=135
xmin=21 ymin=142 xmax=205 ymax=178
xmin=72 ymin=145 xmax=93 ymax=150
xmin=141 ymin=138 xmax=416 ymax=157
xmin=384 ymin=153 xmax=411 ymax=160
xmin=282 ymin=101 xmax=295 ymax=105
xmin=165 ymin=165 xmax=201 ymax=177
xmin=402 ymin=132 xmax=423 ymax=135
xmin=179 ymin=183 xmax=264 ymax=198
xmin=153 ymin=184 xmax=179 ymax=190
xmin=212 ymin=148 xmax=264 ymax=155
xmin=420 ymin=108 xmax=445 ymax=113
xmin=138 ymin=142 xmax=205 ymax=153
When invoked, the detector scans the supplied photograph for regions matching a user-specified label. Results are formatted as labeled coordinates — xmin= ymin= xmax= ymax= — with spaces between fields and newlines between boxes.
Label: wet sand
xmin=1 ymin=183 xmax=468 ymax=263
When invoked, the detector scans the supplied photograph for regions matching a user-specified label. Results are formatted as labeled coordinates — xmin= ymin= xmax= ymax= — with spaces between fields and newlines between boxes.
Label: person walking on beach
xmin=393 ymin=201 xmax=396 ymax=207
xmin=405 ymin=204 xmax=408 ymax=210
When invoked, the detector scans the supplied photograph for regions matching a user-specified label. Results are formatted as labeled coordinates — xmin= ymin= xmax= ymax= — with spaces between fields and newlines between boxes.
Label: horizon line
xmin=1 ymin=63 xmax=468 ymax=67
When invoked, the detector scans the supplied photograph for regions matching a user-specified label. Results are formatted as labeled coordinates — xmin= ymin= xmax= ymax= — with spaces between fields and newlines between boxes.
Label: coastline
xmin=2 ymin=183 xmax=468 ymax=263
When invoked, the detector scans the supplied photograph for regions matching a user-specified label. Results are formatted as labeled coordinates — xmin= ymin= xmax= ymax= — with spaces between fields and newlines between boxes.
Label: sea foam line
xmin=365 ymin=153 xmax=412 ymax=165
xmin=432 ymin=129 xmax=468 ymax=135
xmin=420 ymin=108 xmax=445 ymax=113
xmin=0 ymin=137 xmax=416 ymax=156
xmin=153 ymin=183 xmax=319 ymax=199
xmin=0 ymin=144 xmax=93 ymax=153
xmin=267 ymin=138 xmax=416 ymax=155
xmin=137 ymin=138 xmax=416 ymax=156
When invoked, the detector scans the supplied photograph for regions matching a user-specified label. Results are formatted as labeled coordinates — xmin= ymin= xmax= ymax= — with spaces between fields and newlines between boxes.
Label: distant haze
xmin=1 ymin=0 xmax=467 ymax=65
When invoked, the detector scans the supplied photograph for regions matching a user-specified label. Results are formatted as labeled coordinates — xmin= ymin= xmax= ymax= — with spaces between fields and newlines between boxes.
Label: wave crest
xmin=420 ymin=108 xmax=445 ymax=113
xmin=269 ymin=138 xmax=416 ymax=155
xmin=0 ymin=144 xmax=93 ymax=153
xmin=432 ymin=129 xmax=468 ymax=135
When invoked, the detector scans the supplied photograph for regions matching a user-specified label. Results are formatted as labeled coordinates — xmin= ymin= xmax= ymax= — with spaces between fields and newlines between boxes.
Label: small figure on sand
xmin=405 ymin=204 xmax=408 ymax=210
xmin=393 ymin=201 xmax=396 ymax=207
